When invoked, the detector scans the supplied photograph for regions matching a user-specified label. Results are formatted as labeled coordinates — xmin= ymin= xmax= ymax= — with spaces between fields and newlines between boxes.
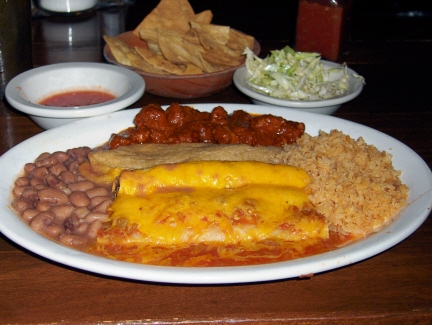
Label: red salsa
xmin=40 ymin=90 xmax=116 ymax=107
xmin=295 ymin=0 xmax=351 ymax=61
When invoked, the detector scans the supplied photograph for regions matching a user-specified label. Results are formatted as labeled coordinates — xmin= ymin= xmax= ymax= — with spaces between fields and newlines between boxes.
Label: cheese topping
xmin=91 ymin=161 xmax=328 ymax=266
xmin=109 ymin=185 xmax=328 ymax=246
xmin=116 ymin=161 xmax=311 ymax=197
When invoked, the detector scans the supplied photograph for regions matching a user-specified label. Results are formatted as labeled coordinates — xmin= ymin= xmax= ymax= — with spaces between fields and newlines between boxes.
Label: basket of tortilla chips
xmin=103 ymin=0 xmax=260 ymax=98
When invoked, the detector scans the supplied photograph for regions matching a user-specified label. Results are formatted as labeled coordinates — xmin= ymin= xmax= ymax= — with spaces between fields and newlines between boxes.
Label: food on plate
xmin=284 ymin=130 xmax=408 ymax=235
xmin=114 ymin=161 xmax=310 ymax=196
xmin=80 ymin=143 xmax=300 ymax=185
xmin=243 ymin=45 xmax=364 ymax=100
xmin=39 ymin=90 xmax=116 ymax=107
xmin=107 ymin=103 xmax=305 ymax=150
xmin=10 ymin=103 xmax=409 ymax=267
xmin=89 ymin=161 xmax=328 ymax=265
xmin=104 ymin=0 xmax=255 ymax=75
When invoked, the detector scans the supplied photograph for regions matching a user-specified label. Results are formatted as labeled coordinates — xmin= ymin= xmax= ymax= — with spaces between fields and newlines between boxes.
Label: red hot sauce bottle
xmin=295 ymin=0 xmax=352 ymax=61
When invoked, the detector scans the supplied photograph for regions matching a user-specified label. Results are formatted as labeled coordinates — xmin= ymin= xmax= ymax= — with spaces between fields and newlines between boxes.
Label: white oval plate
xmin=233 ymin=62 xmax=364 ymax=109
xmin=0 ymin=104 xmax=431 ymax=284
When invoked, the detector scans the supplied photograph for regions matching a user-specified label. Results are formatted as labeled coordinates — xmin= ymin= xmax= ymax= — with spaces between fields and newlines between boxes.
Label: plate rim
xmin=0 ymin=103 xmax=430 ymax=284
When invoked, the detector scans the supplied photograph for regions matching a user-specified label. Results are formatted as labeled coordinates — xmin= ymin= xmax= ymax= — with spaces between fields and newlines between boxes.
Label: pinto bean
xmin=75 ymin=222 xmax=89 ymax=235
xmin=90 ymin=195 xmax=112 ymax=208
xmin=21 ymin=188 xmax=39 ymax=201
xmin=83 ymin=147 xmax=91 ymax=156
xmin=15 ymin=177 xmax=30 ymax=187
xmin=69 ymin=191 xmax=91 ymax=207
xmin=64 ymin=215 xmax=80 ymax=230
xmin=86 ymin=187 xmax=110 ymax=198
xmin=38 ymin=187 xmax=69 ymax=205
xmin=62 ymin=188 xmax=72 ymax=196
xmin=84 ymin=212 xmax=109 ymax=223
xmin=30 ymin=166 xmax=49 ymax=180
xmin=30 ymin=177 xmax=45 ymax=187
xmin=24 ymin=163 xmax=36 ymax=174
xmin=87 ymin=219 xmax=102 ymax=239
xmin=52 ymin=151 xmax=70 ymax=163
xmin=73 ymin=207 xmax=90 ymax=219
xmin=45 ymin=174 xmax=67 ymax=191
xmin=58 ymin=234 xmax=87 ymax=248
xmin=30 ymin=211 xmax=55 ymax=231
xmin=13 ymin=185 xmax=30 ymax=197
xmin=67 ymin=147 xmax=87 ymax=163
xmin=45 ymin=223 xmax=64 ymax=238
xmin=67 ymin=160 xmax=80 ymax=174
xmin=12 ymin=198 xmax=34 ymax=214
xmin=51 ymin=204 xmax=74 ymax=220
xmin=35 ymin=152 xmax=51 ymax=163
xmin=59 ymin=171 xmax=77 ymax=184
xmin=35 ymin=201 xmax=52 ymax=212
xmin=22 ymin=208 xmax=40 ymax=222
xmin=36 ymin=155 xmax=58 ymax=168
xmin=49 ymin=163 xmax=67 ymax=176
xmin=92 ymin=199 xmax=112 ymax=213
xmin=33 ymin=184 xmax=47 ymax=191
xmin=68 ymin=180 xmax=94 ymax=192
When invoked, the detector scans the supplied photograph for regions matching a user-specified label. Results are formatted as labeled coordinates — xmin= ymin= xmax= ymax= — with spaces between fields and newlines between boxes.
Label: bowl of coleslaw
xmin=233 ymin=46 xmax=365 ymax=115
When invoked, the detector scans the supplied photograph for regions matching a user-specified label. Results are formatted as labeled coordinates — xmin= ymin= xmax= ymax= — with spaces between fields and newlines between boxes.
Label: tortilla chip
xmin=104 ymin=35 xmax=167 ymax=74
xmin=138 ymin=29 xmax=159 ymax=44
xmin=138 ymin=29 xmax=162 ymax=54
xmin=188 ymin=22 xmax=245 ymax=66
xmin=135 ymin=46 xmax=187 ymax=75
xmin=133 ymin=0 xmax=195 ymax=36
xmin=190 ymin=21 xmax=230 ymax=52
xmin=227 ymin=29 xmax=255 ymax=53
xmin=184 ymin=64 xmax=203 ymax=75
xmin=157 ymin=29 xmax=216 ymax=73
xmin=200 ymin=50 xmax=243 ymax=67
xmin=192 ymin=10 xmax=213 ymax=24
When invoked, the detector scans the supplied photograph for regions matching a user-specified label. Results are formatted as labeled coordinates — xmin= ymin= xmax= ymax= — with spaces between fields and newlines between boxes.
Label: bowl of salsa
xmin=5 ymin=62 xmax=145 ymax=129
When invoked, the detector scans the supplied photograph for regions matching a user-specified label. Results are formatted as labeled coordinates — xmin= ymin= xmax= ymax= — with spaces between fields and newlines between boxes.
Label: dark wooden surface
xmin=1 ymin=2 xmax=431 ymax=324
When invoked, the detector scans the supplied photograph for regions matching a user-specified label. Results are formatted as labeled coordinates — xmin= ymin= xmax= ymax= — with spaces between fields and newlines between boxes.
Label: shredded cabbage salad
xmin=244 ymin=46 xmax=359 ymax=101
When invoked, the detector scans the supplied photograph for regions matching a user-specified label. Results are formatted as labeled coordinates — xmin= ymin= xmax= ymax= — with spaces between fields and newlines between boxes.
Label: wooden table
xmin=1 ymin=3 xmax=431 ymax=324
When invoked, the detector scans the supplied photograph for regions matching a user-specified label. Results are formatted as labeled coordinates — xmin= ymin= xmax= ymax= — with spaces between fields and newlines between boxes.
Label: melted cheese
xmin=90 ymin=161 xmax=328 ymax=266
xmin=109 ymin=185 xmax=328 ymax=246
xmin=116 ymin=161 xmax=311 ymax=197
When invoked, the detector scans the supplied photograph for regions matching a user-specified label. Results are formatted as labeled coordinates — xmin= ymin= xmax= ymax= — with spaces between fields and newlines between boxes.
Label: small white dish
xmin=233 ymin=61 xmax=364 ymax=115
xmin=5 ymin=62 xmax=145 ymax=129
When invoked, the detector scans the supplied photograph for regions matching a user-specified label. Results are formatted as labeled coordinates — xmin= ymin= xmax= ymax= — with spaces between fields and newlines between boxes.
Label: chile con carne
xmin=109 ymin=103 xmax=305 ymax=150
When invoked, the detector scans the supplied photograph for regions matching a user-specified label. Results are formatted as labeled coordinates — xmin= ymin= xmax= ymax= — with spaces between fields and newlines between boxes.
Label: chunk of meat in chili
xmin=109 ymin=103 xmax=305 ymax=150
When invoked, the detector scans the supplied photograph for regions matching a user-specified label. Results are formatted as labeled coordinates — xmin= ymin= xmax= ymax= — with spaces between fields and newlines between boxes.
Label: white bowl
xmin=233 ymin=61 xmax=364 ymax=115
xmin=5 ymin=62 xmax=145 ymax=129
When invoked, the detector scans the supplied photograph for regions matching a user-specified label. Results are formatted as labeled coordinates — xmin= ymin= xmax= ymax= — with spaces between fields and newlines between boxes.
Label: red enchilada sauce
xmin=109 ymin=103 xmax=306 ymax=149
xmin=295 ymin=0 xmax=351 ymax=61
xmin=88 ymin=229 xmax=357 ymax=267
xmin=40 ymin=90 xmax=116 ymax=107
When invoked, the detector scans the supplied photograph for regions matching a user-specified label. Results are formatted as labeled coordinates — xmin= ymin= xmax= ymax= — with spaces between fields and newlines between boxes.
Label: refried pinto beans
xmin=11 ymin=147 xmax=114 ymax=249
xmin=108 ymin=103 xmax=305 ymax=149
